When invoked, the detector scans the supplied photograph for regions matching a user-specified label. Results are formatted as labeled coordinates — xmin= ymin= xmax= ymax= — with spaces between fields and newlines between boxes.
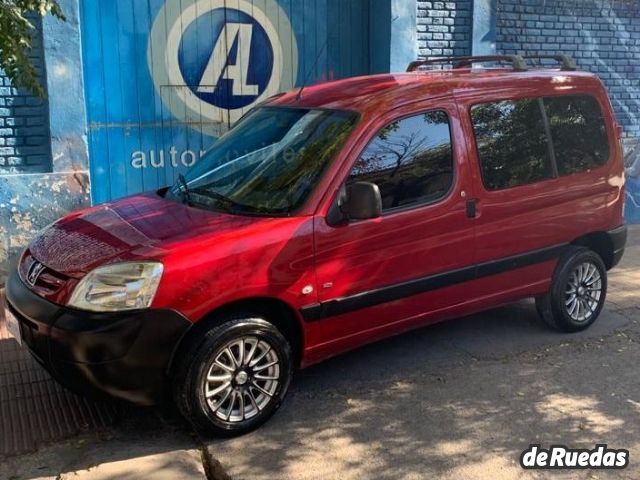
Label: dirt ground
xmin=1 ymin=226 xmax=639 ymax=479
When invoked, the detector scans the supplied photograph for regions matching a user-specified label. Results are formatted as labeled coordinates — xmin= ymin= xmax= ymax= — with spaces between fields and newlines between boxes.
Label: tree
xmin=0 ymin=0 xmax=64 ymax=97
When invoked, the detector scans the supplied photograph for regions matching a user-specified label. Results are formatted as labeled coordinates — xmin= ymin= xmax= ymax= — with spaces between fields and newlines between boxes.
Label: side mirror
xmin=327 ymin=181 xmax=382 ymax=225
xmin=345 ymin=181 xmax=382 ymax=220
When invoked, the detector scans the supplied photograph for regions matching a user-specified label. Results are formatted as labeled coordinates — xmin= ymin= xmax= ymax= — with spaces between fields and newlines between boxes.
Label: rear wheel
xmin=173 ymin=315 xmax=293 ymax=437
xmin=536 ymin=247 xmax=607 ymax=332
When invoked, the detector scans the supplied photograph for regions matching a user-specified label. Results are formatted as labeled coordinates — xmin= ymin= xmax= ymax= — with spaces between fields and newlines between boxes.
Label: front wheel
xmin=173 ymin=315 xmax=293 ymax=437
xmin=536 ymin=247 xmax=607 ymax=332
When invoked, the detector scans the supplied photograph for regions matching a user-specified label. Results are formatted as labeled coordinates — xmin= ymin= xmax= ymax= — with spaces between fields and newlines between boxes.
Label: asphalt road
xmin=205 ymin=302 xmax=638 ymax=479
xmin=1 ymin=226 xmax=639 ymax=480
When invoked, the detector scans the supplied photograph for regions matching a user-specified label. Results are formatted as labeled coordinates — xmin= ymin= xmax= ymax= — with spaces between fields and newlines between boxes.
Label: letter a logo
xmin=151 ymin=0 xmax=297 ymax=128
xmin=198 ymin=23 xmax=258 ymax=96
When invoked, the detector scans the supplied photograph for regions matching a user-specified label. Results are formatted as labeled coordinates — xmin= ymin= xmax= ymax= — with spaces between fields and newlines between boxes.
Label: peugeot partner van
xmin=5 ymin=55 xmax=627 ymax=436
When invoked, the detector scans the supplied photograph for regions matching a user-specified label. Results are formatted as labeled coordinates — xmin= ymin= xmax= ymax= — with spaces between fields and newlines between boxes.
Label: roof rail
xmin=407 ymin=55 xmax=528 ymax=72
xmin=522 ymin=54 xmax=577 ymax=71
xmin=406 ymin=54 xmax=578 ymax=73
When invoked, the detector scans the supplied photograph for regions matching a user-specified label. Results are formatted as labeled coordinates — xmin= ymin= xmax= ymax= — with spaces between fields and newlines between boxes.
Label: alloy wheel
xmin=564 ymin=261 xmax=602 ymax=323
xmin=203 ymin=336 xmax=281 ymax=423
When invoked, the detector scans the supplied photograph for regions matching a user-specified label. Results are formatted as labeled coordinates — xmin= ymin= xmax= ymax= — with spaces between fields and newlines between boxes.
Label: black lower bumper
xmin=5 ymin=271 xmax=191 ymax=405
xmin=608 ymin=224 xmax=627 ymax=269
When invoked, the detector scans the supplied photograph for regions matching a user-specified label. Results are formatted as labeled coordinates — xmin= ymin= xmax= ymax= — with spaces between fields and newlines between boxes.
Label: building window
xmin=348 ymin=110 xmax=454 ymax=211
xmin=543 ymin=95 xmax=609 ymax=175
xmin=471 ymin=98 xmax=554 ymax=190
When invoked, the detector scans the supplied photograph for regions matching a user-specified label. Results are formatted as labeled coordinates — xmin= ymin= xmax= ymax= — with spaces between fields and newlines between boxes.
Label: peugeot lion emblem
xmin=26 ymin=261 xmax=45 ymax=287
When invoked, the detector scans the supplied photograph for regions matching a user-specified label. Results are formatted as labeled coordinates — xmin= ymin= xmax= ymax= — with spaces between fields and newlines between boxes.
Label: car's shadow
xmin=203 ymin=301 xmax=634 ymax=479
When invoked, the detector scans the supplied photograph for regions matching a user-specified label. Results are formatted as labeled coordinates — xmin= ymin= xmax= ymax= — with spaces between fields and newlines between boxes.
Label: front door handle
xmin=466 ymin=199 xmax=477 ymax=219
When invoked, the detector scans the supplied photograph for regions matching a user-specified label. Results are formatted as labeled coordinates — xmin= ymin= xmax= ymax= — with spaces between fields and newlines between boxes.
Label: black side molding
xmin=301 ymin=243 xmax=568 ymax=322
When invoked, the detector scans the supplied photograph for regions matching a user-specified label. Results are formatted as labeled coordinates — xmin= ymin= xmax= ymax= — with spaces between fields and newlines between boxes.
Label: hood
xmin=27 ymin=192 xmax=271 ymax=278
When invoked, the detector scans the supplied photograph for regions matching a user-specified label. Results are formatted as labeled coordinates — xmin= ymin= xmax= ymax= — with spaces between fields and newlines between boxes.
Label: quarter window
xmin=348 ymin=111 xmax=454 ymax=211
xmin=471 ymin=98 xmax=554 ymax=190
xmin=543 ymin=95 xmax=609 ymax=175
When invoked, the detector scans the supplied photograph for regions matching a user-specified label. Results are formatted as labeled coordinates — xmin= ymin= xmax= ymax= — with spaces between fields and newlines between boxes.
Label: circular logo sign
xmin=148 ymin=0 xmax=298 ymax=133
xmin=177 ymin=8 xmax=275 ymax=110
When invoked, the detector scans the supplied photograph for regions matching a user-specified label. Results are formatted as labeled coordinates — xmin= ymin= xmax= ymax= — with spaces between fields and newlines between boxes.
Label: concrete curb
xmin=59 ymin=448 xmax=208 ymax=480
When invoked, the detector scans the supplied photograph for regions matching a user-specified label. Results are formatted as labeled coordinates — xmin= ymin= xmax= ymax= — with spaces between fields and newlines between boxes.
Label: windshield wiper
xmin=174 ymin=174 xmax=193 ymax=205
xmin=172 ymin=179 xmax=265 ymax=215
xmin=189 ymin=186 xmax=247 ymax=213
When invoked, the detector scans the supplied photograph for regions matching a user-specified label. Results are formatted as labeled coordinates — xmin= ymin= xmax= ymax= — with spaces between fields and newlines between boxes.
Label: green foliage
xmin=0 ymin=0 xmax=64 ymax=97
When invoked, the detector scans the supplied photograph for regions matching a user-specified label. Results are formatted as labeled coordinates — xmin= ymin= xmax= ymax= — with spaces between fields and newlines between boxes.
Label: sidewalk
xmin=0 ymin=297 xmax=207 ymax=478
xmin=0 ymin=415 xmax=207 ymax=479
xmin=0 ymin=292 xmax=122 ymax=457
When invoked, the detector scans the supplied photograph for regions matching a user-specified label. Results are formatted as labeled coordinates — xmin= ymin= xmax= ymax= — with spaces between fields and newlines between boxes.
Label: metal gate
xmin=80 ymin=0 xmax=376 ymax=203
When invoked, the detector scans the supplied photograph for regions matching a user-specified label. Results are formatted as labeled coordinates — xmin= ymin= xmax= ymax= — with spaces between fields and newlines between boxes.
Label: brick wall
xmin=0 ymin=16 xmax=52 ymax=174
xmin=495 ymin=0 xmax=640 ymax=140
xmin=495 ymin=0 xmax=640 ymax=221
xmin=417 ymin=0 xmax=473 ymax=58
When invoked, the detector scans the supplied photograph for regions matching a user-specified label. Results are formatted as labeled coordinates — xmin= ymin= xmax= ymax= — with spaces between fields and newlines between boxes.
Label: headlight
xmin=68 ymin=262 xmax=164 ymax=312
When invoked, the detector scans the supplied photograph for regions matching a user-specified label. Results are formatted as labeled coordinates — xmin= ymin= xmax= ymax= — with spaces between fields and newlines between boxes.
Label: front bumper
xmin=609 ymin=224 xmax=627 ymax=269
xmin=5 ymin=270 xmax=191 ymax=405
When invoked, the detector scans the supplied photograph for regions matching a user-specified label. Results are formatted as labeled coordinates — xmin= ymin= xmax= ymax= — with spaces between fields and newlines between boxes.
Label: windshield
xmin=166 ymin=107 xmax=358 ymax=215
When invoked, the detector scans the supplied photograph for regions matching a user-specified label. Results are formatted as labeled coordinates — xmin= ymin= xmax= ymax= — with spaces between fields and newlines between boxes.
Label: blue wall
xmin=81 ymin=0 xmax=400 ymax=204
xmin=0 ymin=0 xmax=90 ymax=281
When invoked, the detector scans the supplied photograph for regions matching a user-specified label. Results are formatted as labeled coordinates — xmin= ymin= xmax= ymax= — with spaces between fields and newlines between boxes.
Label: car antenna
xmin=296 ymin=41 xmax=328 ymax=101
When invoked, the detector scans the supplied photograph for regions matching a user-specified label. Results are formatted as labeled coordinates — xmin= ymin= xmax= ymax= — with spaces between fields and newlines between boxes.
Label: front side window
xmin=543 ymin=95 xmax=609 ymax=175
xmin=471 ymin=98 xmax=553 ymax=190
xmin=166 ymin=107 xmax=358 ymax=215
xmin=348 ymin=111 xmax=454 ymax=211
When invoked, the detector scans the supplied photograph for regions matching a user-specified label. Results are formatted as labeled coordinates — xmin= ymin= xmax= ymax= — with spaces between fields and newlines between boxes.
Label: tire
xmin=535 ymin=247 xmax=607 ymax=333
xmin=172 ymin=314 xmax=293 ymax=437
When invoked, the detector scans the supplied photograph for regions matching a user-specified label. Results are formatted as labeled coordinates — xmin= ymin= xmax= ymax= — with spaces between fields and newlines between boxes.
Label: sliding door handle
xmin=466 ymin=199 xmax=478 ymax=219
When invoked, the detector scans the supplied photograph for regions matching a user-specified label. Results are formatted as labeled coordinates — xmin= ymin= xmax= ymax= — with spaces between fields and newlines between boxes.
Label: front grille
xmin=18 ymin=250 xmax=69 ymax=296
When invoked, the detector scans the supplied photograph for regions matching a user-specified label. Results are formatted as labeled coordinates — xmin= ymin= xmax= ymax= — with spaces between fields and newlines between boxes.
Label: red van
xmin=5 ymin=55 xmax=626 ymax=436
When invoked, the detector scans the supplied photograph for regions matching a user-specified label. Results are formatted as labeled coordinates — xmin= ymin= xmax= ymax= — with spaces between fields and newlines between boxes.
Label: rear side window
xmin=543 ymin=95 xmax=609 ymax=175
xmin=470 ymin=98 xmax=553 ymax=190
xmin=348 ymin=110 xmax=453 ymax=211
